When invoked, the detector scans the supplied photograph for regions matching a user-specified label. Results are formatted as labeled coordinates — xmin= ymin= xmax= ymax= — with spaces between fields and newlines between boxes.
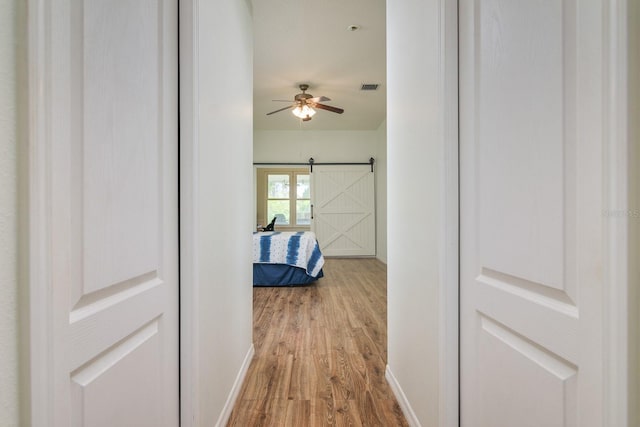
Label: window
xmin=295 ymin=174 xmax=311 ymax=225
xmin=258 ymin=168 xmax=310 ymax=229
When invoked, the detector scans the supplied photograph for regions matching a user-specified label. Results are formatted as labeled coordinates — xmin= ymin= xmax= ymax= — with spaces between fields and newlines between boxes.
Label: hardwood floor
xmin=227 ymin=258 xmax=408 ymax=427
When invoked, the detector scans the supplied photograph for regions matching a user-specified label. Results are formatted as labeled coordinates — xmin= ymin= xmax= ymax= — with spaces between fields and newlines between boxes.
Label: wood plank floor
xmin=227 ymin=258 xmax=408 ymax=427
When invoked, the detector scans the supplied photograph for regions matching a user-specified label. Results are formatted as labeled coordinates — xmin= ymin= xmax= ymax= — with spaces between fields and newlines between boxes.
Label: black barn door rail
xmin=253 ymin=157 xmax=375 ymax=173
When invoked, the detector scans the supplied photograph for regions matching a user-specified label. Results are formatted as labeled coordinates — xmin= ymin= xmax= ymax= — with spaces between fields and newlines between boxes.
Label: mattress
xmin=252 ymin=231 xmax=325 ymax=286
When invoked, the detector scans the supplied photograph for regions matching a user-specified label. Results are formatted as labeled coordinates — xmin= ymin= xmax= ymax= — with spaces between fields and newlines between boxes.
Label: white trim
xmin=215 ymin=345 xmax=255 ymax=427
xmin=27 ymin=0 xmax=54 ymax=425
xmin=627 ymin=4 xmax=640 ymax=426
xmin=603 ymin=1 xmax=630 ymax=426
xmin=179 ymin=0 xmax=200 ymax=425
xmin=385 ymin=365 xmax=421 ymax=427
xmin=438 ymin=1 xmax=459 ymax=427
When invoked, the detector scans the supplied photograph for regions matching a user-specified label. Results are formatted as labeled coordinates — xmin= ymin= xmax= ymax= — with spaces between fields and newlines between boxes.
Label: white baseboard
xmin=215 ymin=344 xmax=255 ymax=427
xmin=385 ymin=365 xmax=422 ymax=427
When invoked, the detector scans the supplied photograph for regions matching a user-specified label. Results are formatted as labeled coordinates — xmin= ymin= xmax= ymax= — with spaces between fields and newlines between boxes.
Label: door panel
xmin=50 ymin=1 xmax=179 ymax=425
xmin=460 ymin=0 xmax=602 ymax=425
xmin=473 ymin=0 xmax=575 ymax=295
xmin=477 ymin=315 xmax=577 ymax=427
xmin=70 ymin=322 xmax=163 ymax=427
xmin=311 ymin=165 xmax=376 ymax=256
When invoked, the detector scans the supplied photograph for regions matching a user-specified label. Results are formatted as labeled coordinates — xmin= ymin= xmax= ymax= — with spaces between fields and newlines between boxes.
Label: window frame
xmin=256 ymin=167 xmax=311 ymax=231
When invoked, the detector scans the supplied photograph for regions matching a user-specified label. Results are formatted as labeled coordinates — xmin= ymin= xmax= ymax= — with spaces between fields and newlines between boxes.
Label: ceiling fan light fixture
xmin=292 ymin=104 xmax=316 ymax=119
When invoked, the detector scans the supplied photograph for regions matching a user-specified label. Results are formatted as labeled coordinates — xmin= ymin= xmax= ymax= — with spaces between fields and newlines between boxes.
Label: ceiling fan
xmin=266 ymin=84 xmax=344 ymax=121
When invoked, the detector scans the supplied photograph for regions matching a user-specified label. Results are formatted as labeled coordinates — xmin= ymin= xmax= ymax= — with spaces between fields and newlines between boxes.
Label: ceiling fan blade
xmin=266 ymin=104 xmax=295 ymax=115
xmin=308 ymin=96 xmax=330 ymax=103
xmin=312 ymin=103 xmax=344 ymax=114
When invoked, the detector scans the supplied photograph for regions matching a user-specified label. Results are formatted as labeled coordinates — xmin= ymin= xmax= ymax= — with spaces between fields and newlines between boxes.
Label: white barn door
xmin=460 ymin=1 xmax=604 ymax=426
xmin=311 ymin=165 xmax=376 ymax=256
xmin=43 ymin=1 xmax=179 ymax=425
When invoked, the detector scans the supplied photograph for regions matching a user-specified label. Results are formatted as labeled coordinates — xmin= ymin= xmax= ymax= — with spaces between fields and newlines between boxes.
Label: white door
xmin=311 ymin=165 xmax=376 ymax=256
xmin=47 ymin=1 xmax=179 ymax=425
xmin=460 ymin=1 xmax=604 ymax=426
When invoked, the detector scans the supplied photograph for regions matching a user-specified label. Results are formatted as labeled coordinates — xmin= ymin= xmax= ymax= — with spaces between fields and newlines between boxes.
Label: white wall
xmin=0 ymin=1 xmax=19 ymax=425
xmin=254 ymin=129 xmax=378 ymax=163
xmin=386 ymin=0 xmax=443 ymax=425
xmin=629 ymin=2 xmax=639 ymax=425
xmin=182 ymin=0 xmax=254 ymax=424
xmin=375 ymin=120 xmax=387 ymax=263
xmin=254 ymin=129 xmax=388 ymax=262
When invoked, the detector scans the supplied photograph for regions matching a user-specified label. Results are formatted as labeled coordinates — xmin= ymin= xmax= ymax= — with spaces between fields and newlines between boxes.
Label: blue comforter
xmin=252 ymin=231 xmax=325 ymax=277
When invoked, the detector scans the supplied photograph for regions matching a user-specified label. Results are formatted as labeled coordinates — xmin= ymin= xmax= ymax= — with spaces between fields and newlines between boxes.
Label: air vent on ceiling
xmin=360 ymin=83 xmax=379 ymax=91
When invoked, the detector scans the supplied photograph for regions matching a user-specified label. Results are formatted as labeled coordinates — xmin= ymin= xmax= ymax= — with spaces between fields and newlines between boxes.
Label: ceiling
xmin=251 ymin=0 xmax=386 ymax=131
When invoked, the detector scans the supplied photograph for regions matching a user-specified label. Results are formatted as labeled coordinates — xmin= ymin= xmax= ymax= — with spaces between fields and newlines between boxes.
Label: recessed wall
xmin=183 ymin=0 xmax=254 ymax=424
xmin=386 ymin=0 xmax=443 ymax=425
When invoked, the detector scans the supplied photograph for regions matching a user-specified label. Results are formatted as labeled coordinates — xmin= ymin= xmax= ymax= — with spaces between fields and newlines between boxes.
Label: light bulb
xmin=292 ymin=104 xmax=316 ymax=119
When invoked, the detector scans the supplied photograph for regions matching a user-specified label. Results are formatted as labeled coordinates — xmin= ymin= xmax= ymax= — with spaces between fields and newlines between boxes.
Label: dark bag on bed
xmin=262 ymin=217 xmax=276 ymax=231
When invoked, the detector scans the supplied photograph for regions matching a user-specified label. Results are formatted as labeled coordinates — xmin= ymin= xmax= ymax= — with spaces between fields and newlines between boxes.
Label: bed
xmin=252 ymin=231 xmax=325 ymax=286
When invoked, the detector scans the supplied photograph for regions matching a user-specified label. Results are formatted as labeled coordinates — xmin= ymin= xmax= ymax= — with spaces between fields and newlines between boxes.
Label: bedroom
xmin=251 ymin=0 xmax=388 ymax=283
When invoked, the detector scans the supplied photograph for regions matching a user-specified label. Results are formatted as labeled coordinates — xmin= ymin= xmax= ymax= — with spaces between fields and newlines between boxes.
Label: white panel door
xmin=311 ymin=165 xmax=376 ymax=256
xmin=48 ymin=1 xmax=179 ymax=426
xmin=460 ymin=1 xmax=604 ymax=426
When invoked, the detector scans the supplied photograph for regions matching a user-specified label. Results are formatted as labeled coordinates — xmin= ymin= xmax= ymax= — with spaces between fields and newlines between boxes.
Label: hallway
xmin=227 ymin=258 xmax=408 ymax=426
